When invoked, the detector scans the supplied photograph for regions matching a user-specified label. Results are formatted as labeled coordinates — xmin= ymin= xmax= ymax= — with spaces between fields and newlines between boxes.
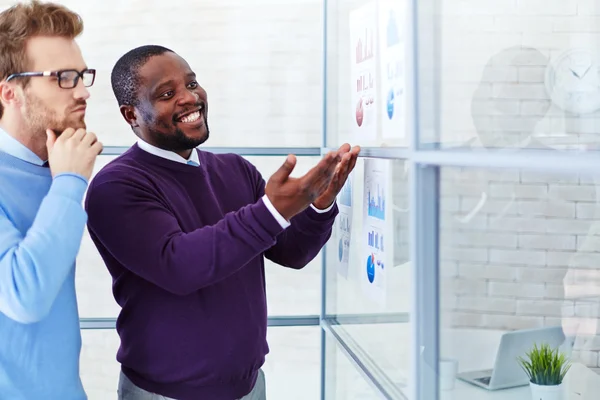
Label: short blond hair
xmin=0 ymin=0 xmax=83 ymax=117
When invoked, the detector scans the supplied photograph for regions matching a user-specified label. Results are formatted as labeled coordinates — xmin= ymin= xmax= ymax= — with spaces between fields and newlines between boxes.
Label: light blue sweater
xmin=0 ymin=149 xmax=88 ymax=399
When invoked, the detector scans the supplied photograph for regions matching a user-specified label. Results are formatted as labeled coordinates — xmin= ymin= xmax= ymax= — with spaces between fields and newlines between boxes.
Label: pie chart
xmin=366 ymin=253 xmax=375 ymax=283
xmin=387 ymin=87 xmax=394 ymax=119
xmin=356 ymin=98 xmax=364 ymax=127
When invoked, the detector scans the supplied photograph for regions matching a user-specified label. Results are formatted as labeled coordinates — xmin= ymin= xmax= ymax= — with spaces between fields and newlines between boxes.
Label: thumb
xmin=46 ymin=129 xmax=56 ymax=151
xmin=270 ymin=154 xmax=296 ymax=183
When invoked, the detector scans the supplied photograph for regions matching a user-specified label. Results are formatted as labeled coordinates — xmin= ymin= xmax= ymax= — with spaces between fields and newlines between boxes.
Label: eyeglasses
xmin=5 ymin=68 xmax=96 ymax=89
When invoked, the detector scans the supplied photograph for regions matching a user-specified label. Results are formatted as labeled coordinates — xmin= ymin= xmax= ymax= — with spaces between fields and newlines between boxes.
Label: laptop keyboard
xmin=475 ymin=376 xmax=491 ymax=385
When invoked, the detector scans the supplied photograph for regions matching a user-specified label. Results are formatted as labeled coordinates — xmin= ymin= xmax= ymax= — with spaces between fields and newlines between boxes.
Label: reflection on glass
xmin=423 ymin=0 xmax=600 ymax=151
xmin=439 ymin=166 xmax=600 ymax=397
xmin=325 ymin=158 xmax=410 ymax=396
xmin=468 ymin=46 xmax=552 ymax=150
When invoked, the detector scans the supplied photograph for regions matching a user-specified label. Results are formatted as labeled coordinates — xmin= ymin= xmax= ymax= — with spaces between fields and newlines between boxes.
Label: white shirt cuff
xmin=310 ymin=201 xmax=335 ymax=213
xmin=261 ymin=194 xmax=291 ymax=229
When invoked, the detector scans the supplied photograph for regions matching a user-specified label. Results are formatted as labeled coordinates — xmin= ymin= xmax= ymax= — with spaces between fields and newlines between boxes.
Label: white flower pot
xmin=529 ymin=382 xmax=564 ymax=400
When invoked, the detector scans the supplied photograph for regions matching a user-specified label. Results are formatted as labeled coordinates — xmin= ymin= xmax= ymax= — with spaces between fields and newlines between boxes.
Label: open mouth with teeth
xmin=176 ymin=105 xmax=205 ymax=125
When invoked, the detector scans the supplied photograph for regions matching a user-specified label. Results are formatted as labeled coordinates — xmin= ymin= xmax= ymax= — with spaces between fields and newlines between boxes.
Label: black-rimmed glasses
xmin=6 ymin=68 xmax=96 ymax=89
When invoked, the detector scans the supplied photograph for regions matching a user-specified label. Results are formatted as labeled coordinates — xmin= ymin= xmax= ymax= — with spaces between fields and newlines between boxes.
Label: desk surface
xmin=437 ymin=329 xmax=598 ymax=400
xmin=441 ymin=380 xmax=530 ymax=400
xmin=441 ymin=379 xmax=575 ymax=400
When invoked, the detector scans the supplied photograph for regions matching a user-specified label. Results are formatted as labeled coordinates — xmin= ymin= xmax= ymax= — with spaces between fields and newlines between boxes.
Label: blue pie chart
xmin=387 ymin=88 xmax=394 ymax=119
xmin=366 ymin=254 xmax=375 ymax=283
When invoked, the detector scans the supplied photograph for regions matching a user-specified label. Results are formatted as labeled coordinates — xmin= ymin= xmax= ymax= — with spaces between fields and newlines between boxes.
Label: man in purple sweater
xmin=84 ymin=45 xmax=359 ymax=400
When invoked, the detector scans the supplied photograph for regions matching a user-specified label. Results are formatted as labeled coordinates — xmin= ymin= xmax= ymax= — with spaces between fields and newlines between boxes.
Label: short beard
xmin=144 ymin=111 xmax=209 ymax=153
xmin=22 ymin=90 xmax=85 ymax=138
xmin=149 ymin=125 xmax=209 ymax=152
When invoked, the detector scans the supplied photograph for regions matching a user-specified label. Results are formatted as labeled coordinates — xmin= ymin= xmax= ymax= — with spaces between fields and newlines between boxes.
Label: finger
xmin=331 ymin=153 xmax=349 ymax=178
xmin=316 ymin=153 xmax=342 ymax=190
xmin=346 ymin=151 xmax=358 ymax=174
xmin=57 ymin=127 xmax=75 ymax=141
xmin=317 ymin=154 xmax=338 ymax=189
xmin=91 ymin=140 xmax=103 ymax=155
xmin=330 ymin=154 xmax=352 ymax=190
xmin=303 ymin=151 xmax=337 ymax=182
xmin=329 ymin=167 xmax=343 ymax=193
xmin=270 ymin=154 xmax=296 ymax=183
xmin=337 ymin=143 xmax=351 ymax=156
xmin=72 ymin=128 xmax=86 ymax=142
xmin=45 ymin=129 xmax=57 ymax=152
xmin=322 ymin=151 xmax=341 ymax=181
xmin=82 ymin=131 xmax=98 ymax=147
xmin=325 ymin=150 xmax=341 ymax=169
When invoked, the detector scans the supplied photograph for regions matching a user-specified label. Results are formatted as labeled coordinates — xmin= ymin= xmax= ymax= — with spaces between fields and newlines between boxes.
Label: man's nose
xmin=178 ymin=90 xmax=199 ymax=105
xmin=73 ymin=78 xmax=90 ymax=101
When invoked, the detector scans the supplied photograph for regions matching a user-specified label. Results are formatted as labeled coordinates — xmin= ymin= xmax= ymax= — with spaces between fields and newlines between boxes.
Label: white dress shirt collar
xmin=137 ymin=139 xmax=200 ymax=166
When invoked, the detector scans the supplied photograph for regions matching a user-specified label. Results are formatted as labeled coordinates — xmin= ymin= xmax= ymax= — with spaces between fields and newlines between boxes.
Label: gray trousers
xmin=117 ymin=369 xmax=266 ymax=400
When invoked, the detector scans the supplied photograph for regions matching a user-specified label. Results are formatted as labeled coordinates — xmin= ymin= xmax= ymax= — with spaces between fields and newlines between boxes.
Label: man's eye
xmin=188 ymin=81 xmax=198 ymax=89
xmin=161 ymin=91 xmax=174 ymax=98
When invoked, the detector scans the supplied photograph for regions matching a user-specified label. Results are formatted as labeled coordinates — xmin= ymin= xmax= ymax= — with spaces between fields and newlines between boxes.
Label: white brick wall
xmin=440 ymin=0 xmax=600 ymax=148
xmin=436 ymin=0 xmax=600 ymax=373
xmin=0 ymin=0 xmax=325 ymax=148
xmin=441 ymin=168 xmax=600 ymax=368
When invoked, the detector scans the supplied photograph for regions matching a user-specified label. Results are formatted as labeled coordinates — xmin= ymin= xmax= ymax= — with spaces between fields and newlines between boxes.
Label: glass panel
xmin=244 ymin=156 xmax=324 ymax=316
xmin=439 ymin=166 xmax=600 ymax=398
xmin=76 ymin=155 xmax=120 ymax=318
xmin=325 ymin=158 xmax=410 ymax=396
xmin=324 ymin=332 xmax=387 ymax=399
xmin=59 ymin=0 xmax=322 ymax=147
xmin=77 ymin=156 xmax=324 ymax=318
xmin=419 ymin=0 xmax=600 ymax=150
xmin=263 ymin=326 xmax=320 ymax=399
xmin=80 ymin=329 xmax=120 ymax=400
xmin=325 ymin=0 xmax=410 ymax=148
xmin=80 ymin=327 xmax=319 ymax=400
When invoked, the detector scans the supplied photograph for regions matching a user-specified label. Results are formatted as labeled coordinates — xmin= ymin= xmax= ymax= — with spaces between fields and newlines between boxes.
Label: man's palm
xmin=313 ymin=144 xmax=360 ymax=210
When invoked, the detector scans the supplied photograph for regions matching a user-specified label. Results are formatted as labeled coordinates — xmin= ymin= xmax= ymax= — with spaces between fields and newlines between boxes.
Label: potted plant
xmin=517 ymin=342 xmax=571 ymax=400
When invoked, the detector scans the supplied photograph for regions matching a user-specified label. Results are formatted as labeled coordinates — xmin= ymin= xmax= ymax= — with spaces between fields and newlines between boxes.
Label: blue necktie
xmin=187 ymin=160 xmax=199 ymax=167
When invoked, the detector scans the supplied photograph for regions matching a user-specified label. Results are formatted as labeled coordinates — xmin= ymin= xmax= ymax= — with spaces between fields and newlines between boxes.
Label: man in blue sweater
xmin=85 ymin=45 xmax=359 ymax=400
xmin=0 ymin=1 xmax=103 ymax=399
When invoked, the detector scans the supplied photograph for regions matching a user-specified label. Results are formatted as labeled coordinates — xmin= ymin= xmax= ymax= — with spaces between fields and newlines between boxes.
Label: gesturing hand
xmin=312 ymin=143 xmax=360 ymax=210
xmin=265 ymin=150 xmax=341 ymax=221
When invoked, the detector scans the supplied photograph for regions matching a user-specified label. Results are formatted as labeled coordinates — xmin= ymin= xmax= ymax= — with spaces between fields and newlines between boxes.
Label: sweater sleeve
xmin=84 ymin=177 xmax=286 ymax=296
xmin=0 ymin=174 xmax=88 ymax=324
xmin=262 ymin=185 xmax=338 ymax=269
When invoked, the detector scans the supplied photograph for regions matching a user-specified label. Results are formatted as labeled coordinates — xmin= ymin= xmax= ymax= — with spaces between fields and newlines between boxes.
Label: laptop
xmin=457 ymin=326 xmax=567 ymax=390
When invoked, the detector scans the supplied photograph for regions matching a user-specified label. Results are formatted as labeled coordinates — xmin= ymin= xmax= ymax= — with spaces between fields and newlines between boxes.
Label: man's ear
xmin=120 ymin=105 xmax=139 ymax=128
xmin=0 ymin=81 xmax=19 ymax=109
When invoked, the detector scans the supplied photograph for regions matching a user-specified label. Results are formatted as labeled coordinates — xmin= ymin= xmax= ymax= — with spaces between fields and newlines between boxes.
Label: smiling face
xmin=121 ymin=52 xmax=209 ymax=154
